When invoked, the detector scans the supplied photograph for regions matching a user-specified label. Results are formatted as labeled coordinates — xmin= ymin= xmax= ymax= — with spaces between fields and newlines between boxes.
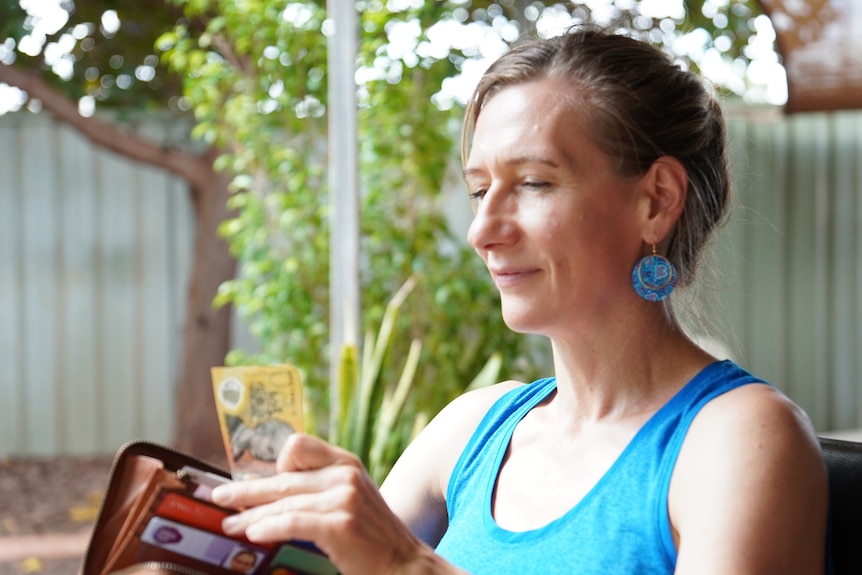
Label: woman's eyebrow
xmin=463 ymin=155 xmax=560 ymax=178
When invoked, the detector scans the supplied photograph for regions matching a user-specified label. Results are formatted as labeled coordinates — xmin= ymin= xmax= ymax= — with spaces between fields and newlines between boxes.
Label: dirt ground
xmin=0 ymin=456 xmax=114 ymax=574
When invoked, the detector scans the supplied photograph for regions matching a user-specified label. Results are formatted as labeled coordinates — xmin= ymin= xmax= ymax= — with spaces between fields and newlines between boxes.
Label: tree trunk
xmin=172 ymin=154 xmax=237 ymax=464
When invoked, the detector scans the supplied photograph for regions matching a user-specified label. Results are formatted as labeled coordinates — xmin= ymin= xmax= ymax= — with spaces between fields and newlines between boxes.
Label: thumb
xmin=276 ymin=433 xmax=361 ymax=473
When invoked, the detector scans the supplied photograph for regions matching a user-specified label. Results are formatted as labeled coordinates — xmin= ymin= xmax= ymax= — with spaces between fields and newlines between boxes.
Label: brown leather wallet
xmin=79 ymin=440 xmax=338 ymax=575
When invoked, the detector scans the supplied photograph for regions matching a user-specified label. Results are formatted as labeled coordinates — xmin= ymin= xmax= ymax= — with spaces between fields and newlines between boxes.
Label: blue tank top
xmin=435 ymin=360 xmax=762 ymax=574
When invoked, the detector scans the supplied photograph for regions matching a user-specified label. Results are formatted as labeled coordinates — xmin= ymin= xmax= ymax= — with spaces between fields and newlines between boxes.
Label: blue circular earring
xmin=632 ymin=245 xmax=677 ymax=301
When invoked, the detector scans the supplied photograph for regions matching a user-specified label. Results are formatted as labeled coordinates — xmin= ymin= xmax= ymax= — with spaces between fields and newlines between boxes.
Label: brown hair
xmin=462 ymin=28 xmax=730 ymax=288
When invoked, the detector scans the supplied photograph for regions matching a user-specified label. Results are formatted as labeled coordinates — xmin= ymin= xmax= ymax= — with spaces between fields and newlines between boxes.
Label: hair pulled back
xmin=462 ymin=28 xmax=730 ymax=288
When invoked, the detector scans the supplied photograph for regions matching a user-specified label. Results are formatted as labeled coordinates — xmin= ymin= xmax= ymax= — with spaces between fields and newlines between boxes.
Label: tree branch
xmin=0 ymin=62 xmax=211 ymax=190
xmin=211 ymin=33 xmax=251 ymax=75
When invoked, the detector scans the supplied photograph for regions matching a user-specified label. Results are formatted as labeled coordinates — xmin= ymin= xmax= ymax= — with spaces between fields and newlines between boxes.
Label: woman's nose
xmin=467 ymin=190 xmax=516 ymax=252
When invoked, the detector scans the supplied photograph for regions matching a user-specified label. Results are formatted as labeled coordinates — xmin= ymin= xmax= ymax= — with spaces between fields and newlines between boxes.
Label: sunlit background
xmin=0 ymin=0 xmax=787 ymax=117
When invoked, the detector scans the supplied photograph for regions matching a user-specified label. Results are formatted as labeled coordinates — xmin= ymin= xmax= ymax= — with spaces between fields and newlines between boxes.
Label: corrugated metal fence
xmin=0 ymin=113 xmax=193 ymax=457
xmin=706 ymin=107 xmax=862 ymax=433
xmin=0 ymin=108 xmax=860 ymax=457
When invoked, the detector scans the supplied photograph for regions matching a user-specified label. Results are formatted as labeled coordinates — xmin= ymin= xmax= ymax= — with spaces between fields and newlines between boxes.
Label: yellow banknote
xmin=211 ymin=365 xmax=305 ymax=479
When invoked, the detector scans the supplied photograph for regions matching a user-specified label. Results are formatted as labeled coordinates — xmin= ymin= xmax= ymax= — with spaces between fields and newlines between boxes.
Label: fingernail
xmin=222 ymin=515 xmax=241 ymax=534
xmin=245 ymin=523 xmax=263 ymax=541
xmin=211 ymin=484 xmax=233 ymax=505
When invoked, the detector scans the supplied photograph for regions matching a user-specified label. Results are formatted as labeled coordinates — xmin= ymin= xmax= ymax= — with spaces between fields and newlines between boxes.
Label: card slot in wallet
xmin=103 ymin=484 xmax=268 ymax=575
xmin=107 ymin=514 xmax=270 ymax=575
xmin=84 ymin=454 xmax=165 ymax=573
xmin=100 ymin=470 xmax=188 ymax=575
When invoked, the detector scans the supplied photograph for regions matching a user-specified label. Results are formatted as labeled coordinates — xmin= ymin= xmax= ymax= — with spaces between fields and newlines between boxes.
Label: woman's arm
xmin=669 ymin=384 xmax=829 ymax=575
xmin=380 ymin=381 xmax=521 ymax=545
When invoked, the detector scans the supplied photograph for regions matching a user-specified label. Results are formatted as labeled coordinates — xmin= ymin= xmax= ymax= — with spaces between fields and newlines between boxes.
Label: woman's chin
xmin=501 ymin=309 xmax=546 ymax=335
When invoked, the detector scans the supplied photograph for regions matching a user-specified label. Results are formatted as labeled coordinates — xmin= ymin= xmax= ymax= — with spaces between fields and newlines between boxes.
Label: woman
xmin=213 ymin=28 xmax=830 ymax=574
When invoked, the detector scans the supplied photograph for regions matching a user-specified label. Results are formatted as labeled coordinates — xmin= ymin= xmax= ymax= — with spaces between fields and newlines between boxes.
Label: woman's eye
xmin=522 ymin=180 xmax=550 ymax=189
xmin=468 ymin=188 xmax=487 ymax=202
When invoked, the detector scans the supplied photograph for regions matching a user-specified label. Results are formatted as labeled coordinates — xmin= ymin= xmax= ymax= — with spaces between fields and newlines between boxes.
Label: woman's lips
xmin=490 ymin=268 xmax=540 ymax=288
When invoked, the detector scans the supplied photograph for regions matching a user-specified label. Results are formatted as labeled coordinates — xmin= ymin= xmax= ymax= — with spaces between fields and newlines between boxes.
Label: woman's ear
xmin=640 ymin=156 xmax=687 ymax=244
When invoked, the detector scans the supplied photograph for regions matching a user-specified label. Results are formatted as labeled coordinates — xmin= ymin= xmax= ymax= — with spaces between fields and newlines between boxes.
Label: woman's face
xmin=465 ymin=78 xmax=647 ymax=338
xmin=229 ymin=551 xmax=257 ymax=573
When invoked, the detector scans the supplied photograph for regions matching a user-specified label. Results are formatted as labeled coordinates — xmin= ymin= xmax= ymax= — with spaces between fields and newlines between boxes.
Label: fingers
xmin=212 ymin=472 xmax=293 ymax=509
xmin=220 ymin=493 xmax=332 ymax=540
xmin=212 ymin=434 xmax=361 ymax=509
xmin=211 ymin=434 xmax=423 ymax=573
xmin=212 ymin=443 xmax=368 ymax=543
xmin=209 ymin=443 xmax=444 ymax=575
xmin=241 ymin=509 xmax=333 ymax=544
xmin=212 ymin=465 xmax=340 ymax=509
xmin=219 ymin=466 xmax=367 ymax=544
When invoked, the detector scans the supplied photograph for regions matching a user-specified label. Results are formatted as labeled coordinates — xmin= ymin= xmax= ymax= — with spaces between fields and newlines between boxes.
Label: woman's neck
xmin=546 ymin=305 xmax=714 ymax=425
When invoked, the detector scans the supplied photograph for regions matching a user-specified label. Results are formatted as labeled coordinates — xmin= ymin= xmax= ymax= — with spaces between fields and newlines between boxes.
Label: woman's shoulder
xmin=697 ymin=376 xmax=816 ymax=440
xmin=669 ymin=378 xmax=829 ymax=572
xmin=672 ymin=362 xmax=825 ymax=512
xmin=681 ymin=359 xmax=812 ymax=438
xmin=679 ymin=371 xmax=821 ymax=471
xmin=441 ymin=379 xmax=531 ymax=421
xmin=411 ymin=379 xmax=530 ymax=465
xmin=391 ymin=379 xmax=530 ymax=467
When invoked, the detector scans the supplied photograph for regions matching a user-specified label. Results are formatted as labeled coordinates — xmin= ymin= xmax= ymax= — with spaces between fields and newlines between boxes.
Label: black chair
xmin=820 ymin=437 xmax=862 ymax=575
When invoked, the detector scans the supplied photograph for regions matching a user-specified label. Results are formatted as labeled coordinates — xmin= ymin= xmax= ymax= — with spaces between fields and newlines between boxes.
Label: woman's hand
xmin=211 ymin=433 xmax=456 ymax=575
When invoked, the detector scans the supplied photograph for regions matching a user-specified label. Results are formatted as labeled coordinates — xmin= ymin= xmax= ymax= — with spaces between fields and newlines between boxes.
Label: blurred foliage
xmin=0 ymin=0 xmax=770 ymax=109
xmin=176 ymin=0 xmax=536 ymax=450
xmin=2 ymin=0 xmax=769 ymax=469
xmin=0 ymin=0 xmax=186 ymax=112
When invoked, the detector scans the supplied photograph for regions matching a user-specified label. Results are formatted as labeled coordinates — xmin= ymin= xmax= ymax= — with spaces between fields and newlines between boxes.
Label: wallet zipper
xmin=108 ymin=561 xmax=209 ymax=575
